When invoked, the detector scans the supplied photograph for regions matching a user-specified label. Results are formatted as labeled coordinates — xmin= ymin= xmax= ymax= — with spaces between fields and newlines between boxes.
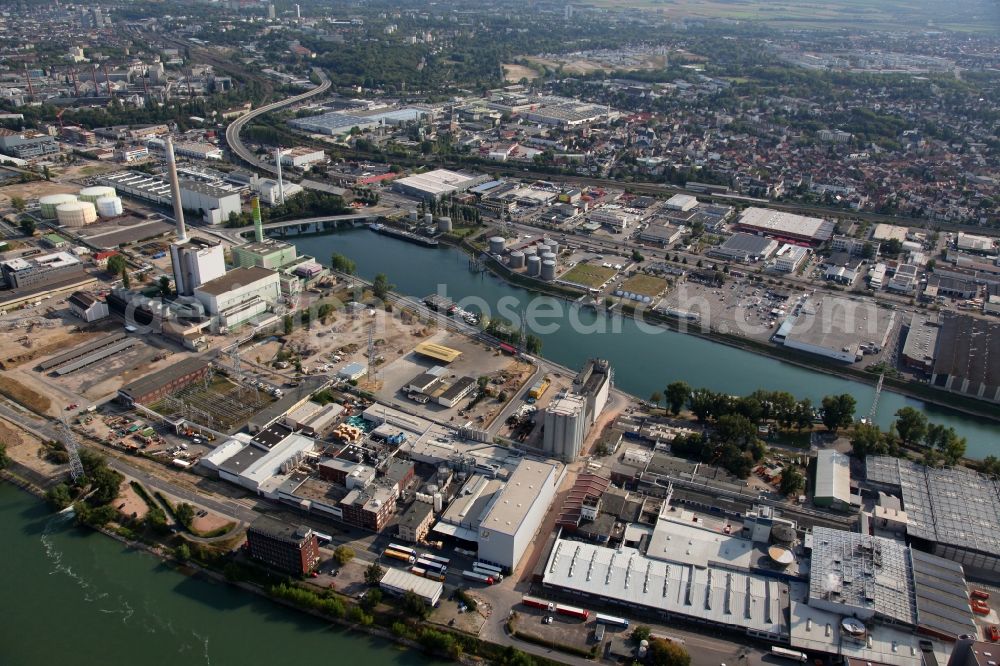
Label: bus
xmin=422 ymin=553 xmax=450 ymax=566
xmin=473 ymin=562 xmax=504 ymax=580
xmin=388 ymin=543 xmax=416 ymax=557
xmin=383 ymin=548 xmax=416 ymax=564
xmin=416 ymin=558 xmax=448 ymax=574
xmin=770 ymin=647 xmax=808 ymax=663
xmin=594 ymin=613 xmax=629 ymax=628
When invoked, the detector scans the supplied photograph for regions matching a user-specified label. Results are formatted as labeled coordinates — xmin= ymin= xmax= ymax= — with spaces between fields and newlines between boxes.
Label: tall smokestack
xmin=24 ymin=64 xmax=35 ymax=98
xmin=275 ymin=148 xmax=286 ymax=205
xmin=296 ymin=3 xmax=300 ymax=19
xmin=252 ymin=197 xmax=264 ymax=243
xmin=165 ymin=137 xmax=187 ymax=242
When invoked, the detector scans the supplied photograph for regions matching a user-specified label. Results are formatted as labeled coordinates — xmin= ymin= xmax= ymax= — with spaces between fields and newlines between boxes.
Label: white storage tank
xmin=541 ymin=252 xmax=557 ymax=263
xmin=526 ymin=255 xmax=541 ymax=277
xmin=95 ymin=196 xmax=123 ymax=218
xmin=78 ymin=185 xmax=116 ymax=204
xmin=547 ymin=240 xmax=560 ymax=256
xmin=488 ymin=236 xmax=505 ymax=254
xmin=39 ymin=193 xmax=78 ymax=219
xmin=536 ymin=243 xmax=550 ymax=256
xmin=437 ymin=216 xmax=452 ymax=233
xmin=541 ymin=259 xmax=556 ymax=281
xmin=409 ymin=209 xmax=419 ymax=223
xmin=424 ymin=212 xmax=433 ymax=226
xmin=433 ymin=492 xmax=443 ymax=513
xmin=509 ymin=250 xmax=526 ymax=269
xmin=56 ymin=201 xmax=98 ymax=227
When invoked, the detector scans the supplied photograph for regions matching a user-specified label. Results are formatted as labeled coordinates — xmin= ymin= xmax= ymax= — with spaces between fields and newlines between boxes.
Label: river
xmin=0 ymin=484 xmax=430 ymax=666
xmin=289 ymin=227 xmax=998 ymax=459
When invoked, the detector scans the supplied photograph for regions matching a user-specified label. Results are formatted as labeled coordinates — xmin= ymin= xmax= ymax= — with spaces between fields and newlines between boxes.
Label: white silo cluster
xmin=78 ymin=185 xmax=116 ymax=204
xmin=56 ymin=200 xmax=98 ymax=227
xmin=526 ymin=255 xmax=541 ymax=277
xmin=508 ymin=250 xmax=526 ymax=269
xmin=488 ymin=236 xmax=506 ymax=254
xmin=614 ymin=288 xmax=653 ymax=304
xmin=39 ymin=193 xmax=79 ymax=219
xmin=95 ymin=196 xmax=123 ymax=218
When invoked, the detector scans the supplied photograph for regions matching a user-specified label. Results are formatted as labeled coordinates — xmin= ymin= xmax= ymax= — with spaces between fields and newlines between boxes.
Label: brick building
xmin=245 ymin=516 xmax=319 ymax=575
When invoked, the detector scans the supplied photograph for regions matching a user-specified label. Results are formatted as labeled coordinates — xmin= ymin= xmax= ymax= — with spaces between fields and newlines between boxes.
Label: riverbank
xmin=440 ymin=233 xmax=1000 ymax=430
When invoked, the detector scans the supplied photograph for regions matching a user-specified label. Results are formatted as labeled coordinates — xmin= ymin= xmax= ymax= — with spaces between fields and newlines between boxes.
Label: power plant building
xmin=170 ymin=237 xmax=226 ymax=297
xmin=193 ymin=266 xmax=282 ymax=329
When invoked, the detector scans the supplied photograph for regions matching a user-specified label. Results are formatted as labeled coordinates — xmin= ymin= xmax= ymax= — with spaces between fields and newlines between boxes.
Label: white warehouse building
xmin=477 ymin=459 xmax=563 ymax=572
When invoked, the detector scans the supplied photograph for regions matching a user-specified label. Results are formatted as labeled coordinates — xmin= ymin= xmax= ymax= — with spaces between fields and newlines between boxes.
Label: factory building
xmin=67 ymin=291 xmax=109 ymax=322
xmin=117 ymin=356 xmax=209 ymax=406
xmin=232 ymin=239 xmax=298 ymax=271
xmin=193 ymin=266 xmax=282 ymax=329
xmin=279 ymin=147 xmax=326 ymax=170
xmin=708 ymin=232 xmax=779 ymax=263
xmin=396 ymin=502 xmax=434 ymax=544
xmin=930 ymin=314 xmax=1000 ymax=404
xmin=0 ymin=129 xmax=59 ymax=159
xmin=774 ymin=295 xmax=895 ymax=363
xmin=379 ymin=568 xmax=442 ymax=607
xmin=98 ymin=170 xmax=242 ymax=224
xmin=866 ymin=456 xmax=1000 ymax=575
xmin=212 ymin=424 xmax=316 ymax=494
xmin=289 ymin=107 xmax=430 ymax=136
xmin=246 ymin=516 xmax=320 ymax=575
xmin=0 ymin=252 xmax=85 ymax=290
xmin=736 ymin=207 xmax=834 ymax=245
xmin=392 ymin=169 xmax=487 ymax=201
xmin=813 ymin=449 xmax=852 ymax=509
xmin=476 ymin=459 xmax=562 ymax=571
xmin=900 ymin=314 xmax=939 ymax=374
xmin=169 ymin=237 xmax=226 ymax=297
xmin=774 ymin=245 xmax=809 ymax=272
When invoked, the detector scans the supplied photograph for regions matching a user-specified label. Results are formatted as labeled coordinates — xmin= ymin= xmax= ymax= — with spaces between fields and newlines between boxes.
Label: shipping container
xmin=521 ymin=596 xmax=555 ymax=611
xmin=555 ymin=604 xmax=589 ymax=620
xmin=383 ymin=549 xmax=416 ymax=564
xmin=461 ymin=570 xmax=494 ymax=585
xmin=594 ymin=613 xmax=629 ymax=628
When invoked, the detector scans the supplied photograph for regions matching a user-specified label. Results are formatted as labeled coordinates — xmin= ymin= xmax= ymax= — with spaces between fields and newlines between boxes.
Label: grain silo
xmin=541 ymin=259 xmax=556 ymax=281
xmin=540 ymin=252 xmax=557 ymax=263
xmin=488 ymin=236 xmax=505 ymax=254
xmin=56 ymin=201 xmax=98 ymax=227
xmin=437 ymin=216 xmax=453 ymax=233
xmin=39 ymin=193 xmax=78 ymax=219
xmin=526 ymin=255 xmax=541 ymax=277
xmin=509 ymin=250 xmax=526 ymax=269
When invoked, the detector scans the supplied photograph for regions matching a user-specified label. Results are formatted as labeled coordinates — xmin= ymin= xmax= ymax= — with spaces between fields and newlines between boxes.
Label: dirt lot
xmin=0 ymin=415 xmax=65 ymax=477
xmin=117 ymin=480 xmax=150 ymax=521
xmin=502 ymin=63 xmax=541 ymax=82
xmin=0 ymin=180 xmax=77 ymax=207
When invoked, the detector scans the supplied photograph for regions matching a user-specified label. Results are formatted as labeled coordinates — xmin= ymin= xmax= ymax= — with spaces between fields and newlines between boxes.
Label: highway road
xmin=225 ymin=66 xmax=331 ymax=174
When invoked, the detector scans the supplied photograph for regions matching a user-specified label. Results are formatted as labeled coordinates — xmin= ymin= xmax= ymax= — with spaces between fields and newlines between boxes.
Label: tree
xmin=19 ymin=217 xmax=35 ymax=236
xmin=332 ymin=545 xmax=355 ymax=566
xmin=715 ymin=414 xmax=757 ymax=448
xmin=631 ymin=626 xmax=652 ymax=644
xmin=283 ymin=314 xmax=293 ymax=336
xmin=646 ymin=638 xmax=691 ymax=666
xmin=106 ymin=254 xmax=127 ymax=275
xmin=364 ymin=562 xmax=384 ymax=585
xmin=174 ymin=502 xmax=195 ymax=529
xmin=925 ymin=423 xmax=965 ymax=466
xmin=45 ymin=482 xmax=74 ymax=510
xmin=175 ymin=543 xmax=191 ymax=561
xmin=894 ymin=407 xmax=927 ymax=446
xmin=0 ymin=442 xmax=9 ymax=469
xmin=360 ymin=588 xmax=382 ymax=612
xmin=821 ymin=394 xmax=856 ymax=432
xmin=780 ymin=467 xmax=805 ymax=496
xmin=850 ymin=422 xmax=889 ymax=458
xmin=402 ymin=590 xmax=429 ymax=619
xmin=793 ymin=399 xmax=814 ymax=431
xmin=632 ymin=249 xmax=644 ymax=262
xmin=158 ymin=275 xmax=172 ymax=298
xmin=688 ymin=388 xmax=715 ymax=422
xmin=331 ymin=252 xmax=356 ymax=275
xmin=666 ymin=381 xmax=691 ymax=416
xmin=11 ymin=195 xmax=26 ymax=212
xmin=372 ymin=273 xmax=393 ymax=301
xmin=649 ymin=391 xmax=663 ymax=408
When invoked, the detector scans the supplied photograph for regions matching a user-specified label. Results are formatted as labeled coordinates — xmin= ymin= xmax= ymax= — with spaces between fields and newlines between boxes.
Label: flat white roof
xmin=379 ymin=566 xmax=443 ymax=604
xmin=646 ymin=508 xmax=755 ymax=569
xmin=480 ymin=459 xmax=560 ymax=537
xmin=815 ymin=449 xmax=851 ymax=503
xmin=738 ymin=207 xmax=832 ymax=241
xmin=789 ymin=600 xmax=923 ymax=666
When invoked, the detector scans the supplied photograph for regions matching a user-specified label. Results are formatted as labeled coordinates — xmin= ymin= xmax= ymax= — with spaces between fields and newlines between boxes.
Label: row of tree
xmin=851 ymin=407 xmax=967 ymax=467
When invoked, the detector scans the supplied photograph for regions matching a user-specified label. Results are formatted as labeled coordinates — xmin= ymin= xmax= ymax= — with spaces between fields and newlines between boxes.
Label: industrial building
xmin=866 ymin=456 xmax=1000 ymax=575
xmin=900 ymin=314 xmax=939 ymax=373
xmin=379 ymin=567 xmax=442 ymax=606
xmin=0 ymin=129 xmax=59 ymax=159
xmin=232 ymin=238 xmax=298 ymax=271
xmin=813 ymin=449 xmax=852 ymax=509
xmin=0 ymin=251 xmax=85 ymax=290
xmin=207 ymin=424 xmax=316 ymax=494
xmin=930 ymin=314 xmax=1000 ymax=404
xmin=735 ymin=207 xmax=834 ymax=245
xmin=637 ymin=221 xmax=685 ymax=246
xmin=392 ymin=169 xmax=487 ymax=201
xmin=170 ymin=237 xmax=226 ymax=297
xmin=396 ymin=502 xmax=434 ymax=543
xmin=774 ymin=295 xmax=895 ymax=363
xmin=476 ymin=459 xmax=562 ymax=571
xmin=98 ymin=170 xmax=242 ymax=224
xmin=245 ymin=516 xmax=320 ymax=575
xmin=708 ymin=232 xmax=779 ymax=263
xmin=543 ymin=394 xmax=588 ymax=462
xmin=67 ymin=291 xmax=109 ymax=322
xmin=116 ymin=356 xmax=209 ymax=406
xmin=279 ymin=147 xmax=326 ymax=170
xmin=289 ymin=106 xmax=430 ymax=136
xmin=193 ymin=266 xmax=282 ymax=330
xmin=774 ymin=245 xmax=809 ymax=272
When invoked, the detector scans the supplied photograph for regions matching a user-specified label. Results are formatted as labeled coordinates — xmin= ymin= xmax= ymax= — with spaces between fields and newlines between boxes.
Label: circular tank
xmin=433 ymin=492 xmax=443 ymax=513
xmin=408 ymin=209 xmax=419 ymax=223
xmin=541 ymin=259 xmax=556 ymax=281
xmin=509 ymin=250 xmax=526 ymax=269
xmin=841 ymin=618 xmax=867 ymax=637
xmin=547 ymin=240 xmax=560 ymax=256
xmin=95 ymin=195 xmax=123 ymax=217
xmin=488 ymin=236 xmax=505 ymax=254
xmin=78 ymin=185 xmax=116 ymax=203
xmin=56 ymin=201 xmax=97 ymax=227
xmin=424 ymin=212 xmax=433 ymax=226
xmin=437 ymin=216 xmax=453 ymax=233
xmin=526 ymin=255 xmax=541 ymax=277
xmin=522 ymin=246 xmax=537 ymax=256
xmin=536 ymin=243 xmax=550 ymax=256
xmin=39 ymin=193 xmax=78 ymax=219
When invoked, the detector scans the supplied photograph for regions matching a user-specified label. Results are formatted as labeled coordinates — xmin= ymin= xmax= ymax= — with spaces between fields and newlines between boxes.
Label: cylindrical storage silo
xmin=488 ymin=236 xmax=505 ymax=254
xmin=548 ymin=240 xmax=559 ymax=256
xmin=78 ymin=185 xmax=116 ymax=203
xmin=536 ymin=243 xmax=550 ymax=256
xmin=433 ymin=492 xmax=443 ymax=513
xmin=437 ymin=216 xmax=452 ymax=233
xmin=39 ymin=193 xmax=78 ymax=219
xmin=509 ymin=250 xmax=525 ymax=269
xmin=526 ymin=255 xmax=541 ymax=277
xmin=522 ymin=245 xmax=537 ymax=257
xmin=408 ymin=209 xmax=419 ymax=223
xmin=56 ymin=201 xmax=97 ymax=227
xmin=541 ymin=259 xmax=556 ymax=281
xmin=541 ymin=251 xmax=557 ymax=263
xmin=95 ymin=196 xmax=123 ymax=218
xmin=424 ymin=212 xmax=433 ymax=226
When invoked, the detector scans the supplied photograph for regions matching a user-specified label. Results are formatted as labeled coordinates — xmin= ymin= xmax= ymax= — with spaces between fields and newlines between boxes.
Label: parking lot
xmin=658 ymin=280 xmax=796 ymax=341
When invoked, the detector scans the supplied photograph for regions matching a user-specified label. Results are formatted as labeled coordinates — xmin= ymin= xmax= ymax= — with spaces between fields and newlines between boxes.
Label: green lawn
xmin=559 ymin=263 xmax=617 ymax=288
xmin=620 ymin=274 xmax=668 ymax=298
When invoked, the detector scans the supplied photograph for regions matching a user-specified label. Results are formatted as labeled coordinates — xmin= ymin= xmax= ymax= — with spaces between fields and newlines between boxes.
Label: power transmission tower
xmin=61 ymin=415 xmax=86 ymax=482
